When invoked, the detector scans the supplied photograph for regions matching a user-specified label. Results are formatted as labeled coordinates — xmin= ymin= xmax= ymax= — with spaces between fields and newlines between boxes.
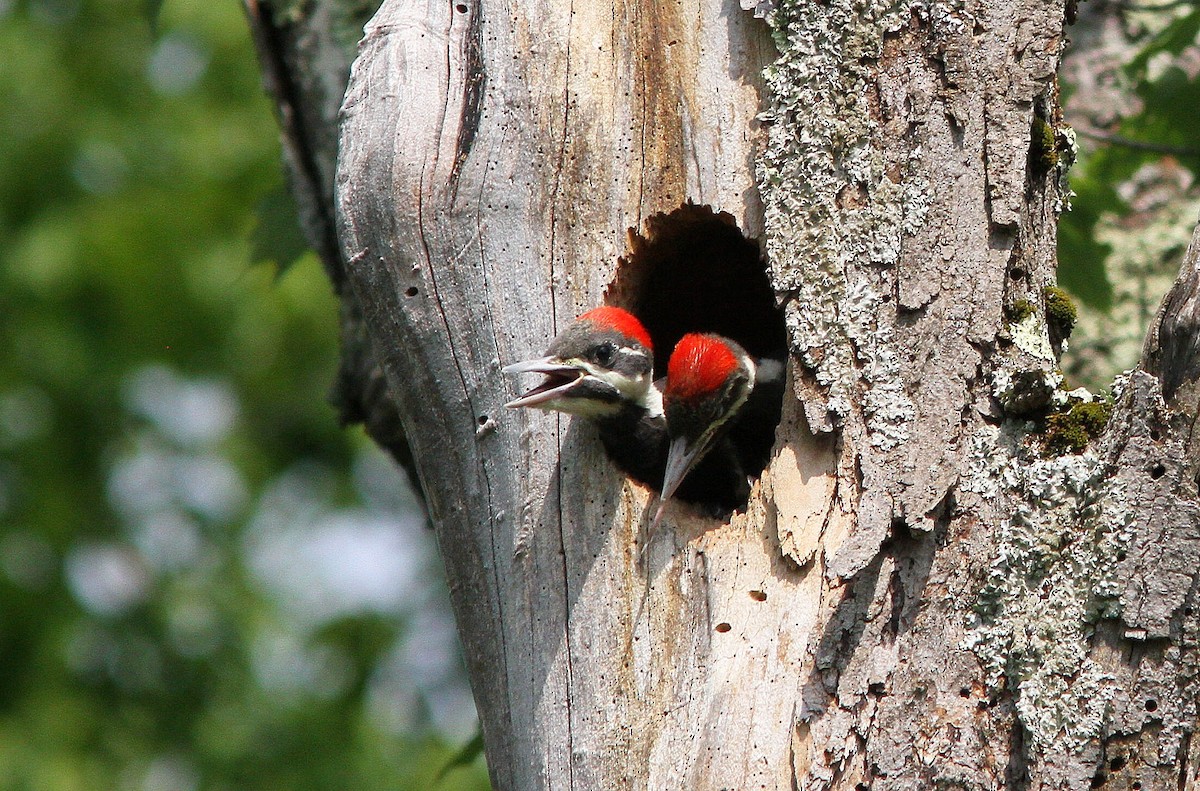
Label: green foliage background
xmin=1057 ymin=5 xmax=1200 ymax=390
xmin=0 ymin=0 xmax=488 ymax=788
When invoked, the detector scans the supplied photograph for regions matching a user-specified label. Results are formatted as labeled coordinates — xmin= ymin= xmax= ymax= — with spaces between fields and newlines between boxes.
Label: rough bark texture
xmin=246 ymin=0 xmax=1200 ymax=786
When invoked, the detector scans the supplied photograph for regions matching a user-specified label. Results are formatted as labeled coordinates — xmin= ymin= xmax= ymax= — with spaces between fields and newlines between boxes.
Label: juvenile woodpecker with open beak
xmin=504 ymin=307 xmax=668 ymax=489
xmin=652 ymin=333 xmax=784 ymax=528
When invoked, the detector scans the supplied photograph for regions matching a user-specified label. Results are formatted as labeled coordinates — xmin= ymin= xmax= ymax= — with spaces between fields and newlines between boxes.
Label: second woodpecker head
xmin=504 ymin=306 xmax=659 ymax=418
xmin=657 ymin=333 xmax=756 ymax=516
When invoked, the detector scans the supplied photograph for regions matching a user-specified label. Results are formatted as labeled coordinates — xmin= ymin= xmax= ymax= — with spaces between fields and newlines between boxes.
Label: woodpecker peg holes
xmin=605 ymin=203 xmax=787 ymax=518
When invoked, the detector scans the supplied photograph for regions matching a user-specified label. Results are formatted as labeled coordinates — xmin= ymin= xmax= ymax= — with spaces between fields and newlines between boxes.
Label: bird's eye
xmin=594 ymin=343 xmax=616 ymax=367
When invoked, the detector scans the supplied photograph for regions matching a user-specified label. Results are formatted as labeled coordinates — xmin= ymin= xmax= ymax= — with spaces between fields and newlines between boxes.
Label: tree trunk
xmin=250 ymin=0 xmax=1200 ymax=787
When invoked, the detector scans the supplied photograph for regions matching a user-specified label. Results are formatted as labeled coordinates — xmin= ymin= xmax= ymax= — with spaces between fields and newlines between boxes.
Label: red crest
xmin=578 ymin=306 xmax=653 ymax=351
xmin=666 ymin=334 xmax=739 ymax=400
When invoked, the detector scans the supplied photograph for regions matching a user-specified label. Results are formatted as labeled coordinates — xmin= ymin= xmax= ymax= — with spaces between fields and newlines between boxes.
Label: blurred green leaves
xmin=0 ymin=0 xmax=487 ymax=789
xmin=1060 ymin=7 xmax=1200 ymax=313
xmin=251 ymin=186 xmax=309 ymax=275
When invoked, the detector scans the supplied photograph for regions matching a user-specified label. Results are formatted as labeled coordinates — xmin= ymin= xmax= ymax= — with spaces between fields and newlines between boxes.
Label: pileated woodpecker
xmin=504 ymin=307 xmax=668 ymax=489
xmin=652 ymin=332 xmax=784 ymax=528
xmin=506 ymin=310 xmax=783 ymax=523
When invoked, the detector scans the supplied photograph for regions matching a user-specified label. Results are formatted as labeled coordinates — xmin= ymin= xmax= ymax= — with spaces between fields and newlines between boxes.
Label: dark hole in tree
xmin=455 ymin=2 xmax=468 ymax=11
xmin=1090 ymin=772 xmax=1106 ymax=789
xmin=715 ymin=622 xmax=732 ymax=633
xmin=1144 ymin=698 xmax=1158 ymax=712
xmin=1150 ymin=463 xmax=1166 ymax=479
xmin=1009 ymin=267 xmax=1026 ymax=280
xmin=1109 ymin=756 xmax=1126 ymax=772
xmin=405 ymin=286 xmax=419 ymax=297
xmin=1132 ymin=781 xmax=1142 ymax=789
xmin=478 ymin=415 xmax=489 ymax=425
xmin=606 ymin=202 xmax=787 ymax=513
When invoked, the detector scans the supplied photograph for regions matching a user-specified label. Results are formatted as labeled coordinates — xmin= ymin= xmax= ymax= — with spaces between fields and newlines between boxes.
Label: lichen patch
xmin=756 ymin=0 xmax=936 ymax=442
xmin=963 ymin=441 xmax=1135 ymax=753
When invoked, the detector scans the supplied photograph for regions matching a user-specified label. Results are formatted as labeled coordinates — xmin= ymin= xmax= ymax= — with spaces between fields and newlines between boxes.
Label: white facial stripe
xmin=580 ymin=362 xmax=651 ymax=400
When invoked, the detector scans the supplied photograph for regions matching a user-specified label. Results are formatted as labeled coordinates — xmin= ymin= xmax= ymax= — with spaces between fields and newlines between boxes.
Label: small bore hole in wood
xmin=1144 ymin=698 xmax=1158 ymax=712
xmin=749 ymin=590 xmax=767 ymax=602
xmin=405 ymin=286 xmax=419 ymax=297
xmin=1009 ymin=267 xmax=1026 ymax=280
xmin=455 ymin=2 xmax=468 ymax=11
xmin=959 ymin=687 xmax=971 ymax=698
xmin=715 ymin=622 xmax=732 ymax=633
xmin=1150 ymin=463 xmax=1166 ymax=479
xmin=1109 ymin=756 xmax=1126 ymax=772
xmin=477 ymin=415 xmax=488 ymax=425
xmin=1090 ymin=773 xmax=1106 ymax=789
xmin=1133 ymin=782 xmax=1142 ymax=789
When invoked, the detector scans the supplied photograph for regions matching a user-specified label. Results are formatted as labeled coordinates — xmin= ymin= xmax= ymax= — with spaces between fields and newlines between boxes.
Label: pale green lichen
xmin=1010 ymin=312 xmax=1058 ymax=362
xmin=1054 ymin=125 xmax=1078 ymax=213
xmin=963 ymin=434 xmax=1135 ymax=753
xmin=757 ymin=0 xmax=941 ymax=446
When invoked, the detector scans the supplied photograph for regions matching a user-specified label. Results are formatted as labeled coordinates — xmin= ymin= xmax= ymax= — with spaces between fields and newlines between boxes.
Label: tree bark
xmin=249 ymin=0 xmax=1200 ymax=787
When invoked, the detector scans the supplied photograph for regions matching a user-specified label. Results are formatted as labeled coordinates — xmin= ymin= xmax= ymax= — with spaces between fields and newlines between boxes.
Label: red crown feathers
xmin=578 ymin=306 xmax=653 ymax=351
xmin=666 ymin=333 xmax=739 ymax=400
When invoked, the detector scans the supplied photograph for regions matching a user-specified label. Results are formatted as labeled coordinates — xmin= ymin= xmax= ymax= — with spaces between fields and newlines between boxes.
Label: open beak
xmin=503 ymin=357 xmax=586 ymax=409
xmin=650 ymin=433 xmax=711 ymax=530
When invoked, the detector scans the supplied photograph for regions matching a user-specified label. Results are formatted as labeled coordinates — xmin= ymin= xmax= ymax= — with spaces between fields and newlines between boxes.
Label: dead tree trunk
xmin=250 ymin=0 xmax=1200 ymax=787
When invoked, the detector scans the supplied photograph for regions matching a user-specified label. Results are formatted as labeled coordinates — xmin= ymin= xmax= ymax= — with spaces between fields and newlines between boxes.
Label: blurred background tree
xmin=1060 ymin=0 xmax=1200 ymax=390
xmin=0 ymin=0 xmax=487 ymax=788
xmin=1 ymin=0 xmax=1199 ymax=788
